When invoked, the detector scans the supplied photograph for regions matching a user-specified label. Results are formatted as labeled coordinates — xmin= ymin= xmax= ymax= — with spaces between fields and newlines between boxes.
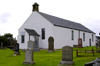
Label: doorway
xmin=89 ymin=39 xmax=91 ymax=46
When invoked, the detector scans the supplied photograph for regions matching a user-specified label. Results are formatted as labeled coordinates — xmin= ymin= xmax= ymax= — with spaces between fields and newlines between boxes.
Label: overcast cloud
xmin=0 ymin=13 xmax=11 ymax=23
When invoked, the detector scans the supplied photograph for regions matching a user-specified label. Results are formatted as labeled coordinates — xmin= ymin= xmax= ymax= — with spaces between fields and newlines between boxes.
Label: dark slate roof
xmin=25 ymin=28 xmax=40 ymax=36
xmin=39 ymin=12 xmax=95 ymax=33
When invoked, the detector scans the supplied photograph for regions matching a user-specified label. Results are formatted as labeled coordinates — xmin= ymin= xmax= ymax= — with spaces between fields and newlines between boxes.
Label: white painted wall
xmin=53 ymin=26 xmax=78 ymax=49
xmin=17 ymin=11 xmax=54 ymax=49
xmin=53 ymin=26 xmax=95 ymax=49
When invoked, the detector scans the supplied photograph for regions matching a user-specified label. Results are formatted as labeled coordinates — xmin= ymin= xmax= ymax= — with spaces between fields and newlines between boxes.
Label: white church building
xmin=17 ymin=3 xmax=95 ymax=49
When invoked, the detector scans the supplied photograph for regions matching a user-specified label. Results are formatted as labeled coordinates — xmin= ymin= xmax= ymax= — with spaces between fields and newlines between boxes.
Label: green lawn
xmin=0 ymin=46 xmax=100 ymax=66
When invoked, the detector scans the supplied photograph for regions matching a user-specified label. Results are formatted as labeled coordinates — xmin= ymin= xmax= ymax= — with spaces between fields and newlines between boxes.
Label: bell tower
xmin=32 ymin=3 xmax=39 ymax=12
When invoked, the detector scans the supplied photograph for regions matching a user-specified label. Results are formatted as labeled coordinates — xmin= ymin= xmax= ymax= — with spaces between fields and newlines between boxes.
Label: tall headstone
xmin=1 ymin=42 xmax=3 ymax=49
xmin=78 ymin=38 xmax=83 ymax=48
xmin=28 ymin=41 xmax=34 ymax=50
xmin=34 ymin=37 xmax=40 ymax=51
xmin=60 ymin=46 xmax=74 ymax=65
xmin=23 ymin=49 xmax=35 ymax=65
xmin=48 ymin=37 xmax=54 ymax=52
xmin=13 ymin=40 xmax=17 ymax=51
xmin=14 ymin=43 xmax=20 ymax=55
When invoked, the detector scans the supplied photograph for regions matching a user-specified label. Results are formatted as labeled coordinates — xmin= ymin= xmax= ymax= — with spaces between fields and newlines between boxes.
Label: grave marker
xmin=28 ymin=41 xmax=34 ymax=50
xmin=60 ymin=46 xmax=74 ymax=65
xmin=23 ymin=49 xmax=35 ymax=65
xmin=14 ymin=43 xmax=20 ymax=55
xmin=34 ymin=37 xmax=40 ymax=51
xmin=48 ymin=37 xmax=54 ymax=52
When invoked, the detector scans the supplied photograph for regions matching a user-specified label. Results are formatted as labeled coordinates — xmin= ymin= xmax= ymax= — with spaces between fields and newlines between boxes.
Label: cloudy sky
xmin=0 ymin=0 xmax=100 ymax=38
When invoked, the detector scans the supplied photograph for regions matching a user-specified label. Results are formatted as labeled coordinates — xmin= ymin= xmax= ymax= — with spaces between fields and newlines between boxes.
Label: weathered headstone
xmin=28 ymin=41 xmax=34 ymax=50
xmin=48 ymin=37 xmax=54 ymax=52
xmin=23 ymin=49 xmax=35 ymax=65
xmin=1 ymin=42 xmax=3 ymax=49
xmin=78 ymin=38 xmax=83 ymax=48
xmin=13 ymin=40 xmax=17 ymax=51
xmin=60 ymin=46 xmax=74 ymax=65
xmin=34 ymin=37 xmax=40 ymax=51
xmin=85 ymin=58 xmax=100 ymax=66
xmin=14 ymin=43 xmax=20 ymax=55
xmin=93 ymin=58 xmax=100 ymax=66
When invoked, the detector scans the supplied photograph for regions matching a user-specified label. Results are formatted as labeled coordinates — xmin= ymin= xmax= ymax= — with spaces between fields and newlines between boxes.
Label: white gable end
xmin=17 ymin=11 xmax=54 ymax=49
xmin=19 ymin=11 xmax=53 ymax=30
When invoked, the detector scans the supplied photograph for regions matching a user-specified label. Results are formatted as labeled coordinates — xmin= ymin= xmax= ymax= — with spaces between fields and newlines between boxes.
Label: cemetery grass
xmin=0 ymin=46 xmax=100 ymax=66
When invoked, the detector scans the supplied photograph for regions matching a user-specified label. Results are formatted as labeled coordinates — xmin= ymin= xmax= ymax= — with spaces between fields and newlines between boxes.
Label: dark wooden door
xmin=89 ymin=39 xmax=91 ymax=46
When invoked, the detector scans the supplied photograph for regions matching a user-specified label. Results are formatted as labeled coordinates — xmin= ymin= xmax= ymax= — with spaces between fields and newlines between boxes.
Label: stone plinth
xmin=60 ymin=61 xmax=74 ymax=65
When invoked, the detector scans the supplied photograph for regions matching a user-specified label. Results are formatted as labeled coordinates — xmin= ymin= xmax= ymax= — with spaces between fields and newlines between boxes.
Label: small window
xmin=33 ymin=5 xmax=36 ymax=9
xmin=92 ymin=34 xmax=94 ymax=42
xmin=83 ymin=33 xmax=85 ymax=41
xmin=42 ymin=28 xmax=45 ymax=39
xmin=72 ymin=30 xmax=74 ymax=40
xmin=21 ymin=35 xmax=25 ymax=43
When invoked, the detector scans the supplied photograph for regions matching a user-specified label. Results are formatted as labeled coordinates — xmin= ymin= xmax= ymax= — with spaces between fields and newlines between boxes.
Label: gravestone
xmin=1 ymin=42 xmax=3 ymax=49
xmin=14 ymin=43 xmax=20 ymax=55
xmin=34 ymin=37 xmax=40 ymax=51
xmin=60 ymin=46 xmax=74 ymax=65
xmin=78 ymin=38 xmax=83 ymax=48
xmin=93 ymin=58 xmax=100 ymax=66
xmin=13 ymin=40 xmax=17 ymax=51
xmin=85 ymin=58 xmax=100 ymax=66
xmin=28 ymin=41 xmax=34 ymax=50
xmin=96 ymin=43 xmax=100 ymax=53
xmin=48 ymin=37 xmax=54 ymax=52
xmin=23 ymin=49 xmax=35 ymax=65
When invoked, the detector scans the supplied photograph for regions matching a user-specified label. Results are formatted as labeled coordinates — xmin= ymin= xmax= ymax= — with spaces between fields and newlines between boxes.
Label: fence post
xmin=92 ymin=48 xmax=94 ymax=56
xmin=76 ymin=50 xmax=78 ymax=57
xmin=85 ymin=49 xmax=86 ymax=54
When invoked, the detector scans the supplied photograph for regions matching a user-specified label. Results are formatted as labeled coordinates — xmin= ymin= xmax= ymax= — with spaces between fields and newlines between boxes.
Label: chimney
xmin=32 ymin=3 xmax=39 ymax=12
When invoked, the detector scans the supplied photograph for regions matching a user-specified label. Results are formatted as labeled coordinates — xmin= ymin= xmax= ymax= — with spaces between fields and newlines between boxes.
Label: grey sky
xmin=0 ymin=0 xmax=100 ymax=38
xmin=0 ymin=13 xmax=11 ymax=23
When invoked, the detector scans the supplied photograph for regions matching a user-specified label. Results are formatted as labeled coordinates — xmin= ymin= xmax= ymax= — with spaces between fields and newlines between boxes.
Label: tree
xmin=4 ymin=33 xmax=13 ymax=46
xmin=4 ymin=33 xmax=13 ymax=39
xmin=0 ymin=33 xmax=16 ymax=47
xmin=0 ymin=36 xmax=8 ymax=47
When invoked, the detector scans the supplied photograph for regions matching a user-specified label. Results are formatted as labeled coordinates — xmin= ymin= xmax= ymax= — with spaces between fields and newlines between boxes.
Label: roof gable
xmin=39 ymin=12 xmax=95 ymax=33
